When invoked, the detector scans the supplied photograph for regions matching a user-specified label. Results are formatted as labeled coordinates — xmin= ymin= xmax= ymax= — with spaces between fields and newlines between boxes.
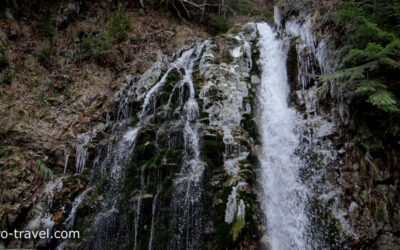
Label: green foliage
xmin=241 ymin=113 xmax=259 ymax=142
xmin=165 ymin=149 xmax=184 ymax=164
xmin=231 ymin=0 xmax=253 ymax=15
xmin=208 ymin=15 xmax=233 ymax=34
xmin=263 ymin=9 xmax=274 ymax=23
xmin=165 ymin=68 xmax=181 ymax=90
xmin=231 ymin=214 xmax=245 ymax=241
xmin=1 ymin=68 xmax=13 ymax=85
xmin=134 ymin=142 xmax=156 ymax=161
xmin=326 ymin=0 xmax=400 ymax=151
xmin=201 ymin=139 xmax=224 ymax=167
xmin=37 ymin=15 xmax=55 ymax=36
xmin=76 ymin=11 xmax=130 ymax=64
xmin=0 ymin=53 xmax=8 ymax=69
xmin=36 ymin=44 xmax=56 ymax=67
xmin=106 ymin=11 xmax=131 ymax=42
xmin=367 ymin=90 xmax=398 ymax=112
xmin=78 ymin=35 xmax=114 ymax=63
xmin=36 ymin=160 xmax=53 ymax=180
xmin=375 ymin=202 xmax=386 ymax=222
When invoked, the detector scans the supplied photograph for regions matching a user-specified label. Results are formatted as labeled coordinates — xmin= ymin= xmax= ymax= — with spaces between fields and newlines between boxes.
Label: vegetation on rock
xmin=325 ymin=0 xmax=400 ymax=152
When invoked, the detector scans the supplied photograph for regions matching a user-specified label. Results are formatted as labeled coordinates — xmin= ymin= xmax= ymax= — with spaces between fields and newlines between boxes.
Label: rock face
xmin=0 ymin=3 xmax=206 ymax=247
xmin=276 ymin=2 xmax=400 ymax=249
xmin=2 ymin=1 xmax=399 ymax=250
xmin=3 ymin=23 xmax=264 ymax=249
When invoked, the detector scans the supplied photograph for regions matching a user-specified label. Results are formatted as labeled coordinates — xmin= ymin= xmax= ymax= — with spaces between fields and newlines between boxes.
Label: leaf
xmin=231 ymin=215 xmax=245 ymax=241
xmin=35 ymin=160 xmax=53 ymax=180
xmin=355 ymin=80 xmax=386 ymax=94
xmin=367 ymin=90 xmax=399 ymax=112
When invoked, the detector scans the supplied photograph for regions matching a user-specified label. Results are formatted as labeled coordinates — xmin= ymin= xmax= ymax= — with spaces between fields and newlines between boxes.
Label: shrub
xmin=106 ymin=11 xmax=131 ymax=43
xmin=208 ymin=15 xmax=233 ymax=34
xmin=36 ymin=44 xmax=56 ymax=67
xmin=1 ymin=68 xmax=13 ymax=85
xmin=201 ymin=140 xmax=224 ymax=167
xmin=36 ymin=160 xmax=53 ymax=180
xmin=324 ymin=0 xmax=400 ymax=151
xmin=231 ymin=0 xmax=253 ymax=15
xmin=78 ymin=36 xmax=114 ymax=63
xmin=37 ymin=15 xmax=55 ymax=36
xmin=0 ymin=53 xmax=8 ymax=69
xmin=76 ymin=12 xmax=130 ymax=64
xmin=263 ymin=9 xmax=274 ymax=23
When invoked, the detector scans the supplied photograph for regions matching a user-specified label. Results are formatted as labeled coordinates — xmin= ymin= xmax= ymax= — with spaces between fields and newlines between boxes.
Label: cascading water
xmin=16 ymin=17 xmax=353 ymax=250
xmin=170 ymin=43 xmax=205 ymax=249
xmin=256 ymin=6 xmax=354 ymax=248
xmin=257 ymin=22 xmax=313 ymax=249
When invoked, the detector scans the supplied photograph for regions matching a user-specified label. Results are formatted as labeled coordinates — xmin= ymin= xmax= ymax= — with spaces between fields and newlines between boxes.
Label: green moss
xmin=165 ymin=149 xmax=184 ymax=164
xmin=250 ymin=40 xmax=261 ymax=75
xmin=134 ymin=142 xmax=156 ymax=161
xmin=165 ymin=68 xmax=181 ymax=92
xmin=126 ymin=177 xmax=141 ymax=190
xmin=212 ymin=186 xmax=236 ymax=248
xmin=131 ymin=118 xmax=140 ymax=126
xmin=193 ymin=68 xmax=205 ymax=96
xmin=241 ymin=113 xmax=259 ymax=143
xmin=146 ymin=181 xmax=157 ymax=194
xmin=95 ymin=174 xmax=109 ymax=195
xmin=375 ymin=202 xmax=386 ymax=222
xmin=243 ymin=96 xmax=255 ymax=107
xmin=154 ymin=150 xmax=166 ymax=165
xmin=136 ymin=125 xmax=157 ymax=144
xmin=240 ymin=169 xmax=256 ymax=185
xmin=238 ymin=191 xmax=258 ymax=234
xmin=199 ymin=111 xmax=209 ymax=119
xmin=201 ymin=140 xmax=225 ymax=168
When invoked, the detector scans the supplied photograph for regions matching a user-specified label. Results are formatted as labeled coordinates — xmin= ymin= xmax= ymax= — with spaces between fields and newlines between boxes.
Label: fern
xmin=328 ymin=0 xmax=400 ymax=151
xmin=354 ymin=80 xmax=386 ymax=94
xmin=367 ymin=90 xmax=399 ymax=112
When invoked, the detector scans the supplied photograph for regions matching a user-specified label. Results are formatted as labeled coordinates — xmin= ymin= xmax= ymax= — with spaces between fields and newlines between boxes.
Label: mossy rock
xmin=136 ymin=126 xmax=157 ymax=145
xmin=241 ymin=113 xmax=259 ymax=143
xmin=134 ymin=142 xmax=156 ymax=161
xmin=164 ymin=68 xmax=181 ymax=92
xmin=201 ymin=140 xmax=225 ymax=168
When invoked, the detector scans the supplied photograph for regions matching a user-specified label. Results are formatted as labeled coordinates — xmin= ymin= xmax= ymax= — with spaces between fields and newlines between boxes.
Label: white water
xmin=64 ymin=187 xmax=92 ymax=229
xmin=171 ymin=42 xmax=205 ymax=249
xmin=257 ymin=23 xmax=312 ymax=250
xmin=148 ymin=186 xmax=161 ymax=250
xmin=63 ymin=153 xmax=69 ymax=174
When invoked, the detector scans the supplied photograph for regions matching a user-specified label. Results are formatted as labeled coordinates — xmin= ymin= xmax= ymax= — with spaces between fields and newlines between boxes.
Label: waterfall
xmin=170 ymin=43 xmax=205 ymax=249
xmin=148 ymin=186 xmax=161 ymax=250
xmin=12 ymin=13 xmax=361 ymax=249
xmin=257 ymin=23 xmax=313 ymax=250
